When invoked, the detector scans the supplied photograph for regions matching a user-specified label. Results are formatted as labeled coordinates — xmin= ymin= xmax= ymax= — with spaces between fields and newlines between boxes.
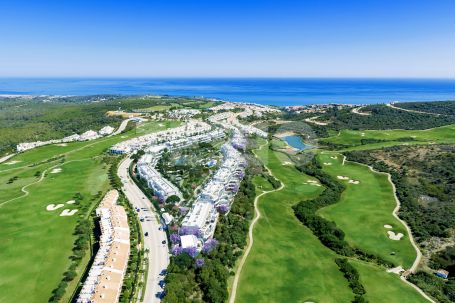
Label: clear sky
xmin=1 ymin=0 xmax=455 ymax=78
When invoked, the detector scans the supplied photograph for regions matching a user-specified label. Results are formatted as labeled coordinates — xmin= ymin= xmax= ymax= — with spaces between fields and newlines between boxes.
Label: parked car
xmin=144 ymin=232 xmax=149 ymax=236
xmin=161 ymin=240 xmax=166 ymax=245
xmin=159 ymin=269 xmax=167 ymax=276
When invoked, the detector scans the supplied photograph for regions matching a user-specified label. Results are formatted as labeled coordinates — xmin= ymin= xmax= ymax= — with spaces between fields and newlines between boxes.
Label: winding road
xmin=118 ymin=157 xmax=170 ymax=303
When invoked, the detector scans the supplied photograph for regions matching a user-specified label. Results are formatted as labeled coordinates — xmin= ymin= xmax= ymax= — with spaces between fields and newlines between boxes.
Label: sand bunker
xmin=387 ymin=231 xmax=404 ymax=240
xmin=282 ymin=161 xmax=292 ymax=165
xmin=159 ymin=123 xmax=164 ymax=127
xmin=330 ymin=156 xmax=337 ymax=160
xmin=304 ymin=180 xmax=321 ymax=186
xmin=384 ymin=224 xmax=393 ymax=229
xmin=387 ymin=266 xmax=405 ymax=274
xmin=50 ymin=168 xmax=62 ymax=174
xmin=60 ymin=209 xmax=78 ymax=216
xmin=66 ymin=200 xmax=76 ymax=204
xmin=337 ymin=176 xmax=349 ymax=180
xmin=56 ymin=143 xmax=67 ymax=147
xmin=323 ymin=162 xmax=332 ymax=166
xmin=5 ymin=160 xmax=21 ymax=165
xmin=361 ymin=133 xmax=365 ymax=137
xmin=348 ymin=179 xmax=360 ymax=184
xmin=46 ymin=204 xmax=64 ymax=211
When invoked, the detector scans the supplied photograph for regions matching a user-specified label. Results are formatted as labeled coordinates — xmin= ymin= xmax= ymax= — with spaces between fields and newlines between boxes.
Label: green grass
xmin=0 ymin=120 xmax=180 ymax=303
xmin=351 ymin=261 xmax=428 ymax=303
xmin=321 ymin=124 xmax=455 ymax=151
xmin=139 ymin=105 xmax=174 ymax=111
xmin=252 ymin=175 xmax=274 ymax=192
xmin=317 ymin=153 xmax=416 ymax=268
xmin=236 ymin=141 xmax=354 ymax=303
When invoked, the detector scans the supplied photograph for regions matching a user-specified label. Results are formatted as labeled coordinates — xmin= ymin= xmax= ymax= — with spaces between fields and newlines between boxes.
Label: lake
xmin=283 ymin=135 xmax=312 ymax=150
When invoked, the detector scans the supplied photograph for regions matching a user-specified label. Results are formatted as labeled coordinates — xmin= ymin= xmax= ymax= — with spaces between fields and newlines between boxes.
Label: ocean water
xmin=1 ymin=78 xmax=455 ymax=106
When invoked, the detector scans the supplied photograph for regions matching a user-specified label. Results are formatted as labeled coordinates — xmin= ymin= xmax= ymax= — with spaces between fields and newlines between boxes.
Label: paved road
xmin=111 ymin=119 xmax=132 ymax=136
xmin=118 ymin=157 xmax=170 ymax=303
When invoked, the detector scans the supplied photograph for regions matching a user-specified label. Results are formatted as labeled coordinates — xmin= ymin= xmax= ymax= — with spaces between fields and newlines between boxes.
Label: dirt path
xmin=351 ymin=106 xmax=371 ymax=116
xmin=228 ymin=142 xmax=285 ymax=303
xmin=386 ymin=103 xmax=443 ymax=116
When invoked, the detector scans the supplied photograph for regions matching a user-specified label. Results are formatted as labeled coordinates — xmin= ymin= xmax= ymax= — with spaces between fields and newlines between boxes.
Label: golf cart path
xmin=229 ymin=142 xmax=285 ymax=303
xmin=0 ymin=158 xmax=92 ymax=208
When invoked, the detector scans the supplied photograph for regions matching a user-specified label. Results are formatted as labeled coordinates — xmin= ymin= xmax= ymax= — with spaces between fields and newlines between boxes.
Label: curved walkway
xmin=228 ymin=142 xmax=285 ymax=303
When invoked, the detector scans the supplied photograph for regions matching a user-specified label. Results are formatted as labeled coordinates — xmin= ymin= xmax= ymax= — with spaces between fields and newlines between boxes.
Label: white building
xmin=99 ymin=125 xmax=115 ymax=136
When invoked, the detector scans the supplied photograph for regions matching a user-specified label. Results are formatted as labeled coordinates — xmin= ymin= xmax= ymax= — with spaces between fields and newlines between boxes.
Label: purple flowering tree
xmin=217 ymin=205 xmax=229 ymax=214
xmin=195 ymin=258 xmax=205 ymax=268
xmin=171 ymin=245 xmax=183 ymax=256
xmin=170 ymin=233 xmax=180 ymax=244
xmin=202 ymin=238 xmax=219 ymax=254
xmin=183 ymin=246 xmax=198 ymax=258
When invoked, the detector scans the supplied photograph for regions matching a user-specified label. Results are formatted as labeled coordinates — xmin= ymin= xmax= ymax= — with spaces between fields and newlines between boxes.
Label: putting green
xmin=321 ymin=124 xmax=455 ymax=151
xmin=0 ymin=120 xmax=180 ymax=303
xmin=235 ymin=141 xmax=354 ymax=302
xmin=317 ymin=153 xmax=416 ymax=268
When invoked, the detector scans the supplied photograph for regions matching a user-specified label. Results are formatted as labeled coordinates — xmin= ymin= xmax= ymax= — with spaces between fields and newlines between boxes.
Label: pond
xmin=283 ymin=135 xmax=312 ymax=151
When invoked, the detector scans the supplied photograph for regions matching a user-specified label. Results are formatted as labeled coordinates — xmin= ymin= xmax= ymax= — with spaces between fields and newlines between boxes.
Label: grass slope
xmin=352 ymin=261 xmax=428 ymax=303
xmin=235 ymin=143 xmax=354 ymax=303
xmin=317 ymin=153 xmax=416 ymax=268
xmin=321 ymin=124 xmax=455 ymax=151
xmin=0 ymin=120 xmax=180 ymax=303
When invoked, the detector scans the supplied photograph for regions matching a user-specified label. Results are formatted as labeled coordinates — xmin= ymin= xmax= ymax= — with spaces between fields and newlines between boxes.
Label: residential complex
xmin=110 ymin=120 xmax=212 ymax=154
xmin=77 ymin=190 xmax=130 ymax=303
xmin=16 ymin=125 xmax=114 ymax=152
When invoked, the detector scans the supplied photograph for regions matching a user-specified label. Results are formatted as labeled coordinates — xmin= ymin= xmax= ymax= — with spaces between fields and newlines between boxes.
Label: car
xmin=161 ymin=240 xmax=166 ymax=244
xmin=159 ymin=269 xmax=167 ymax=276
xmin=144 ymin=232 xmax=149 ymax=236
xmin=140 ymin=218 xmax=144 ymax=222
xmin=159 ymin=280 xmax=166 ymax=288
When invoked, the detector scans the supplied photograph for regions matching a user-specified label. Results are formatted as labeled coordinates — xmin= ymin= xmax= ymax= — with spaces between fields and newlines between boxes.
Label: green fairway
xmin=352 ymin=261 xmax=428 ymax=303
xmin=235 ymin=142 xmax=354 ymax=303
xmin=321 ymin=124 xmax=455 ymax=151
xmin=0 ymin=120 xmax=180 ymax=303
xmin=317 ymin=153 xmax=416 ymax=268
xmin=139 ymin=105 xmax=174 ymax=111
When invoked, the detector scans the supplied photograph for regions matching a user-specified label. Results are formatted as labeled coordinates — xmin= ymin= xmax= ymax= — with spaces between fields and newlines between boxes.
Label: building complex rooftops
xmin=77 ymin=190 xmax=130 ymax=303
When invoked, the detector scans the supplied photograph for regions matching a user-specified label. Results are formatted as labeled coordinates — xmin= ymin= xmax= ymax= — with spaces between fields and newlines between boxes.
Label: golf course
xmin=234 ymin=141 xmax=354 ymax=303
xmin=321 ymin=124 xmax=455 ymax=151
xmin=0 ymin=120 xmax=180 ymax=303
xmin=233 ymin=139 xmax=431 ymax=303
xmin=317 ymin=153 xmax=417 ymax=269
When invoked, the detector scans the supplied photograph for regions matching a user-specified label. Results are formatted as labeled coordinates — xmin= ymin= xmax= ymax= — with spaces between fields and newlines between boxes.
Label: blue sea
xmin=1 ymin=78 xmax=455 ymax=106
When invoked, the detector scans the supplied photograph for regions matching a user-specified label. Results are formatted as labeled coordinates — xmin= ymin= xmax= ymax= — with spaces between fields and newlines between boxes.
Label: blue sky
xmin=1 ymin=0 xmax=455 ymax=77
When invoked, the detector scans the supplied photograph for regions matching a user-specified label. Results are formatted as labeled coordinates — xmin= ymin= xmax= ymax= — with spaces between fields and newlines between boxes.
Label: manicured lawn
xmin=0 ymin=120 xmax=180 ymax=303
xmin=352 ymin=261 xmax=428 ymax=303
xmin=252 ymin=175 xmax=274 ymax=192
xmin=235 ymin=142 xmax=354 ymax=302
xmin=321 ymin=124 xmax=455 ymax=151
xmin=317 ymin=153 xmax=416 ymax=268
